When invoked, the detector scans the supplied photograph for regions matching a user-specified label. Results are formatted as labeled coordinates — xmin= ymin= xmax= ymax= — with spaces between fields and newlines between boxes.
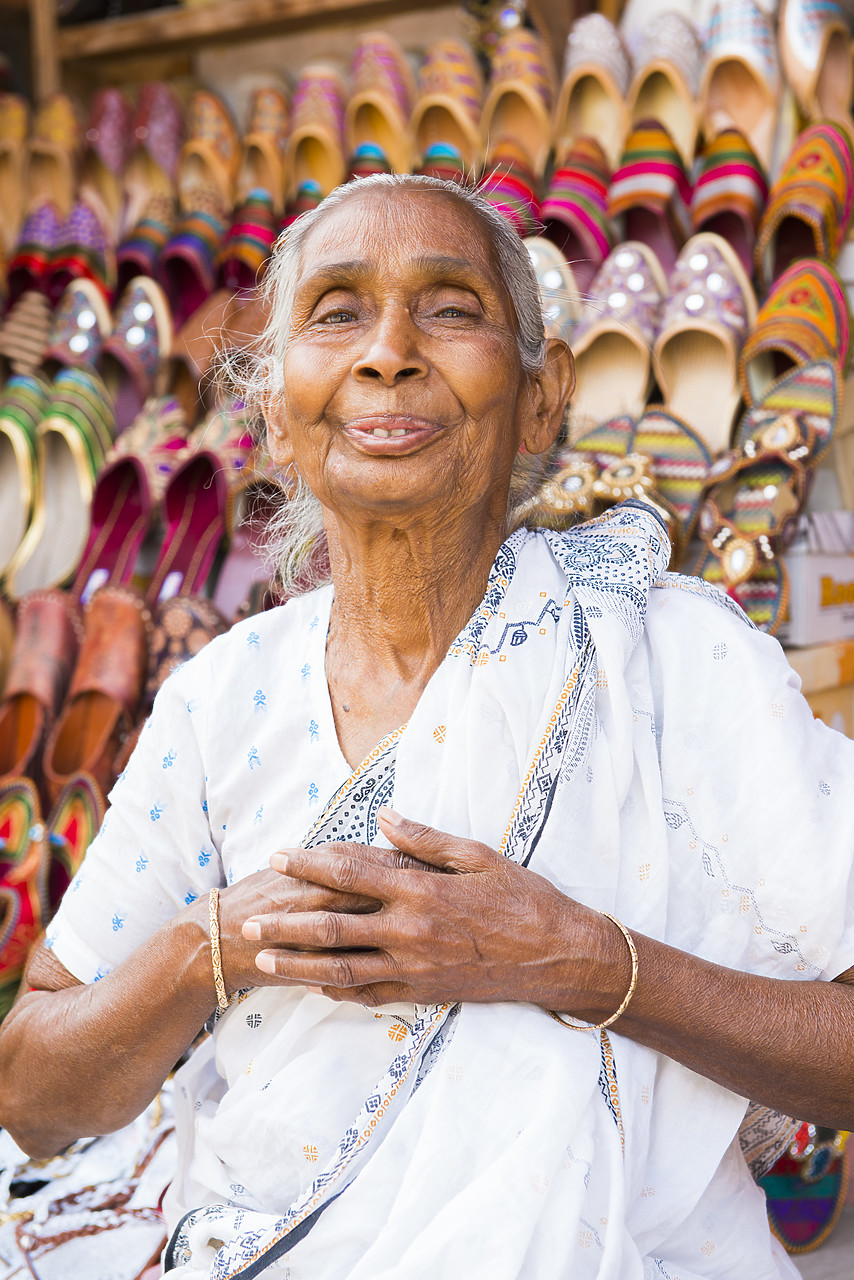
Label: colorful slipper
xmin=417 ymin=141 xmax=467 ymax=183
xmin=0 ymin=375 xmax=46 ymax=576
xmin=237 ymin=85 xmax=290 ymax=215
xmin=479 ymin=140 xmax=540 ymax=237
xmin=100 ymin=274 xmax=172 ymax=433
xmin=346 ymin=32 xmax=415 ymax=175
xmin=627 ymin=12 xmax=702 ymax=168
xmin=0 ymin=591 xmax=83 ymax=795
xmin=481 ymin=27 xmax=555 ymax=175
xmin=691 ymin=129 xmax=768 ymax=277
xmin=44 ymin=277 xmax=112 ymax=373
xmin=0 ymin=777 xmax=44 ymax=1022
xmin=780 ymin=0 xmax=852 ymax=126
xmin=178 ymin=89 xmax=239 ymax=214
xmin=166 ymin=287 xmax=244 ymax=425
xmin=653 ymin=232 xmax=757 ymax=455
xmin=287 ymin=65 xmax=347 ymax=200
xmin=411 ymin=38 xmax=484 ymax=173
xmin=570 ymin=241 xmax=667 ymax=436
xmin=554 ymin=13 xmax=631 ymax=171
xmin=43 ymin=588 xmax=151 ymax=804
xmin=607 ymin=119 xmax=693 ymax=275
xmin=694 ymin=360 xmax=839 ymax=631
xmin=217 ymin=187 xmax=277 ymax=291
xmin=117 ymin=192 xmax=175 ymax=295
xmin=78 ymin=87 xmax=133 ymax=238
xmin=761 ymin=1126 xmax=849 ymax=1254
xmin=540 ymin=136 xmax=612 ymax=295
xmin=39 ymin=773 xmax=105 ymax=922
xmin=7 ymin=202 xmax=63 ymax=305
xmin=49 ymin=199 xmax=116 ymax=305
xmin=0 ymin=94 xmax=29 ymax=254
xmin=739 ymin=259 xmax=851 ymax=405
xmin=26 ymin=92 xmax=81 ymax=218
xmin=754 ymin=121 xmax=854 ymax=295
xmin=3 ymin=369 xmax=115 ymax=601
xmin=122 ymin=81 xmax=184 ymax=236
xmin=159 ymin=186 xmax=228 ymax=330
xmin=145 ymin=594 xmax=228 ymax=706
xmin=701 ymin=0 xmax=781 ymax=171
xmin=524 ymin=235 xmax=581 ymax=342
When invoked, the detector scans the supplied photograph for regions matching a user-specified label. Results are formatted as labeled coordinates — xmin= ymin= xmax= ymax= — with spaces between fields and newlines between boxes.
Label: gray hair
xmin=244 ymin=173 xmax=555 ymax=595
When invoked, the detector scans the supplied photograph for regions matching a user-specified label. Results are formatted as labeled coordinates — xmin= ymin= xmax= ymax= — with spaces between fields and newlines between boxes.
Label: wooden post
xmin=30 ymin=0 xmax=60 ymax=99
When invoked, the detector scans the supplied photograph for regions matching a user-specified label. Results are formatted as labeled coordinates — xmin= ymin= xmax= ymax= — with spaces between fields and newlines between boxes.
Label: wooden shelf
xmin=58 ymin=0 xmax=456 ymax=60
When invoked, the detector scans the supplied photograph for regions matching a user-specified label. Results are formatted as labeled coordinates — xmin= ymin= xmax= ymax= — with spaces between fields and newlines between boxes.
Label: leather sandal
xmin=43 ymin=587 xmax=151 ymax=804
xmin=0 ymin=590 xmax=83 ymax=795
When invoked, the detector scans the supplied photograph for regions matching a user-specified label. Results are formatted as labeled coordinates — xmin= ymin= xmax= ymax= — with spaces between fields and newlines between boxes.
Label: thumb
xmin=377 ymin=808 xmax=499 ymax=873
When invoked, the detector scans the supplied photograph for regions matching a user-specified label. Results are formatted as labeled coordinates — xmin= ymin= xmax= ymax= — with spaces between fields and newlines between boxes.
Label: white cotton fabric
xmin=49 ymin=507 xmax=854 ymax=1280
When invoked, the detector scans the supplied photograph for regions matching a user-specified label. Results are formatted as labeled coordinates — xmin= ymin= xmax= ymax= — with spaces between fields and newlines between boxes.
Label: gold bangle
xmin=209 ymin=887 xmax=229 ymax=1013
xmin=548 ymin=911 xmax=638 ymax=1032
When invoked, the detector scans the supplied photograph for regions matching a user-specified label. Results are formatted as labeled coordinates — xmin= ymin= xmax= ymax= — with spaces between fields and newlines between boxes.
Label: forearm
xmin=576 ymin=919 xmax=854 ymax=1130
xmin=0 ymin=907 xmax=215 ymax=1158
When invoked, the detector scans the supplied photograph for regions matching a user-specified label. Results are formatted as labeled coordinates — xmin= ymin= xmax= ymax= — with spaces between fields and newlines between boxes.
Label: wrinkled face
xmin=267 ymin=188 xmax=552 ymax=530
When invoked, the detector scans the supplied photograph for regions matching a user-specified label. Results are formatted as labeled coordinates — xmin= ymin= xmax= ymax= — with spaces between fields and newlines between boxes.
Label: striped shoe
xmin=540 ymin=136 xmax=611 ymax=293
xmin=691 ymin=129 xmax=768 ymax=276
xmin=608 ymin=119 xmax=693 ymax=274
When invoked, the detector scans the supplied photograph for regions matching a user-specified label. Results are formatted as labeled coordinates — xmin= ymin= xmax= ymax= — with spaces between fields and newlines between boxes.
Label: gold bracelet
xmin=209 ymin=887 xmax=229 ymax=1013
xmin=548 ymin=910 xmax=638 ymax=1032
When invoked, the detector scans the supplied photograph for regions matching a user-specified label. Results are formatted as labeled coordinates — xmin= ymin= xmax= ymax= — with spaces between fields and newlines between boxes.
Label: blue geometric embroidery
xmin=185 ymin=890 xmax=198 ymax=905
xmin=248 ymin=747 xmax=261 ymax=770
xmin=187 ymin=699 xmax=198 ymax=714
xmin=309 ymin=615 xmax=319 ymax=631
xmin=198 ymin=845 xmax=213 ymax=867
xmin=301 ymin=664 xmax=311 ymax=681
xmin=111 ymin=913 xmax=125 ymax=932
xmin=254 ymin=805 xmax=264 ymax=826
xmin=150 ymin=803 xmax=163 ymax=822
xmin=254 ymin=689 xmax=267 ymax=713
xmin=162 ymin=749 xmax=177 ymax=769
xmin=136 ymin=854 xmax=149 ymax=874
xmin=247 ymin=632 xmax=260 ymax=649
xmin=308 ymin=719 xmax=319 ymax=742
xmin=308 ymin=782 xmax=319 ymax=805
xmin=93 ymin=966 xmax=109 ymax=982
xmin=44 ymin=932 xmax=56 ymax=950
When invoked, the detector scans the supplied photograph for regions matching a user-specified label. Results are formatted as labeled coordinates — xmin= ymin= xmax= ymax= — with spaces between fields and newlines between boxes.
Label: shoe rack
xmin=24 ymin=0 xmax=576 ymax=102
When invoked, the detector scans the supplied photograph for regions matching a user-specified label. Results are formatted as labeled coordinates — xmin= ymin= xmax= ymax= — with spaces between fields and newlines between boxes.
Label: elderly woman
xmin=1 ymin=174 xmax=853 ymax=1280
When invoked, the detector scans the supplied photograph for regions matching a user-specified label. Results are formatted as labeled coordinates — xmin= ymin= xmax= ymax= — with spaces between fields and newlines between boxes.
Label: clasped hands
xmin=217 ymin=807 xmax=616 ymax=1016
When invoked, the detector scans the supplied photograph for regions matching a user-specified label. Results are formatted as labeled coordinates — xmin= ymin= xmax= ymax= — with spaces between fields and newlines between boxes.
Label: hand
xmin=216 ymin=842 xmax=439 ymax=994
xmin=240 ymin=808 xmax=622 ymax=1013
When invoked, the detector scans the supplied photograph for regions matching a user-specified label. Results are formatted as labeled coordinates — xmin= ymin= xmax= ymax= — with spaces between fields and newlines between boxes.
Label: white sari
xmin=50 ymin=505 xmax=854 ymax=1279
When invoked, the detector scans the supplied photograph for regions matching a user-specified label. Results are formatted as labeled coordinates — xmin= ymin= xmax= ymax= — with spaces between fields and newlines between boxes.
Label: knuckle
xmin=334 ymin=855 xmax=361 ymax=892
xmin=316 ymin=912 xmax=342 ymax=948
xmin=329 ymin=955 xmax=355 ymax=988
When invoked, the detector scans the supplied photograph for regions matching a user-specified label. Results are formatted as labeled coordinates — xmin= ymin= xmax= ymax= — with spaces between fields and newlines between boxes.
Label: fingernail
xmin=255 ymin=951 xmax=276 ymax=974
xmin=270 ymin=852 xmax=288 ymax=872
xmin=377 ymin=807 xmax=402 ymax=827
xmin=305 ymin=985 xmax=324 ymax=996
xmin=243 ymin=920 xmax=261 ymax=941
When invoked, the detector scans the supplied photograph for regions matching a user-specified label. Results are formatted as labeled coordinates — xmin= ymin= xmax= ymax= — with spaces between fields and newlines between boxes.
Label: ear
xmin=263 ymin=395 xmax=294 ymax=470
xmin=521 ymin=338 xmax=575 ymax=456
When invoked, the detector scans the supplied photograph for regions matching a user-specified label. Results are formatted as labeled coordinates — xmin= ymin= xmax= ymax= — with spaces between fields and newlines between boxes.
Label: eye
xmin=318 ymin=308 xmax=356 ymax=324
xmin=436 ymin=305 xmax=469 ymax=318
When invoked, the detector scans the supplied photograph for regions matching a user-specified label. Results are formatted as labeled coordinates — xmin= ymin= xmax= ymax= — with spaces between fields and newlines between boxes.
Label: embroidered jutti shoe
xmin=479 ymin=139 xmax=540 ymax=237
xmin=39 ymin=772 xmax=105 ymax=923
xmin=117 ymin=192 xmax=175 ymax=295
xmin=739 ymin=259 xmax=851 ymax=406
xmin=287 ymin=65 xmax=347 ymax=201
xmin=761 ymin=1125 xmax=850 ymax=1254
xmin=653 ymin=232 xmax=757 ymax=455
xmin=7 ymin=201 xmax=63 ymax=306
xmin=607 ymin=120 xmax=693 ymax=275
xmin=159 ymin=185 xmax=228 ymax=330
xmin=700 ymin=0 xmax=781 ymax=172
xmin=570 ymin=241 xmax=667 ymax=437
xmin=524 ymin=236 xmax=581 ymax=342
xmin=26 ymin=92 xmax=81 ymax=218
xmin=100 ymin=274 xmax=172 ymax=433
xmin=78 ymin=87 xmax=133 ymax=239
xmin=122 ymin=81 xmax=184 ymax=237
xmin=754 ymin=121 xmax=854 ymax=295
xmin=0 ymin=373 xmax=46 ymax=576
xmin=480 ymin=27 xmax=555 ymax=176
xmin=218 ymin=188 xmax=277 ymax=291
xmin=346 ymin=32 xmax=415 ymax=175
xmin=0 ymin=94 xmax=29 ymax=254
xmin=779 ymin=0 xmax=852 ymax=127
xmin=691 ymin=129 xmax=768 ymax=276
xmin=553 ymin=13 xmax=631 ymax=171
xmin=539 ymin=136 xmax=611 ymax=294
xmin=0 ymin=777 xmax=44 ymax=1022
xmin=178 ymin=89 xmax=240 ymax=215
xmin=411 ymin=39 xmax=483 ymax=174
xmin=44 ymin=277 xmax=112 ymax=372
xmin=627 ymin=11 xmax=702 ymax=169
xmin=237 ymin=86 xmax=290 ymax=216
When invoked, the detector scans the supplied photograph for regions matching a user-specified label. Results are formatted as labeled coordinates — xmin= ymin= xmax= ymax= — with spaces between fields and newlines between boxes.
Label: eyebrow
xmin=297 ymin=255 xmax=495 ymax=295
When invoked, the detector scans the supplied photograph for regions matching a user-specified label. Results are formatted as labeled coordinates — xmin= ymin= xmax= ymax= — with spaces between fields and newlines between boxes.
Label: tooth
xmin=390 ymin=429 xmax=407 ymax=437
xmin=372 ymin=428 xmax=391 ymax=438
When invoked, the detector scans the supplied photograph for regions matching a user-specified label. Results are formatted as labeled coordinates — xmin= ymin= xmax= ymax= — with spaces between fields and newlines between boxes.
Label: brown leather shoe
xmin=43 ymin=586 xmax=151 ymax=803
xmin=0 ymin=590 xmax=83 ymax=797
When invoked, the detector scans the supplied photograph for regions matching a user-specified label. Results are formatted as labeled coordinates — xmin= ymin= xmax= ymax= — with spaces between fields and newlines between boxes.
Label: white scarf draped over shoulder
xmin=165 ymin=504 xmax=854 ymax=1280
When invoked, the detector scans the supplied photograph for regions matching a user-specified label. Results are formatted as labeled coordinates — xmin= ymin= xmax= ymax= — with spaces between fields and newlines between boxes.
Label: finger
xmin=269 ymin=845 xmax=436 ymax=877
xmin=254 ymin=947 xmax=393 ymax=988
xmin=243 ymin=910 xmax=383 ymax=950
xmin=270 ymin=846 xmax=410 ymax=901
xmin=376 ymin=809 xmax=500 ymax=873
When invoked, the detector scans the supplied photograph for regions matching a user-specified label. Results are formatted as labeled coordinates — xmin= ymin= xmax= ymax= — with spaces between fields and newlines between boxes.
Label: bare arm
xmin=0 ymin=864 xmax=394 ymax=1158
xmin=242 ymin=809 xmax=854 ymax=1132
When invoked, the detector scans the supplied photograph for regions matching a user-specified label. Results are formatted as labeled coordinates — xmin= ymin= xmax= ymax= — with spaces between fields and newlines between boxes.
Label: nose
xmin=352 ymin=304 xmax=428 ymax=386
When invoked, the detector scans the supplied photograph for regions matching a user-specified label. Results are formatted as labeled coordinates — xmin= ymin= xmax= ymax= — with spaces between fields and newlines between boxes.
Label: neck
xmin=325 ymin=504 xmax=507 ymax=679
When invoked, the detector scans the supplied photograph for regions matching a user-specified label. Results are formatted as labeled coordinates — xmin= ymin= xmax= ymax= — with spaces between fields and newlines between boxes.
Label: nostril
xmin=399 ymin=368 xmax=419 ymax=379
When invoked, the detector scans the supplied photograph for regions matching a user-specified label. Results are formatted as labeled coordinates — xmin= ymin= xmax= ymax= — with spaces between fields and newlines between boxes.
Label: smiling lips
xmin=343 ymin=416 xmax=446 ymax=455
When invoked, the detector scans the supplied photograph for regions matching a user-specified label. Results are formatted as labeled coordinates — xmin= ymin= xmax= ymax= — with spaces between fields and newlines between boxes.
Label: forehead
xmin=296 ymin=187 xmax=502 ymax=285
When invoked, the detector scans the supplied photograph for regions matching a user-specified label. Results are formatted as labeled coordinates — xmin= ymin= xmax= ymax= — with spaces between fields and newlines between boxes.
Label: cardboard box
xmin=778 ymin=549 xmax=854 ymax=647
xmin=785 ymin=638 xmax=854 ymax=737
